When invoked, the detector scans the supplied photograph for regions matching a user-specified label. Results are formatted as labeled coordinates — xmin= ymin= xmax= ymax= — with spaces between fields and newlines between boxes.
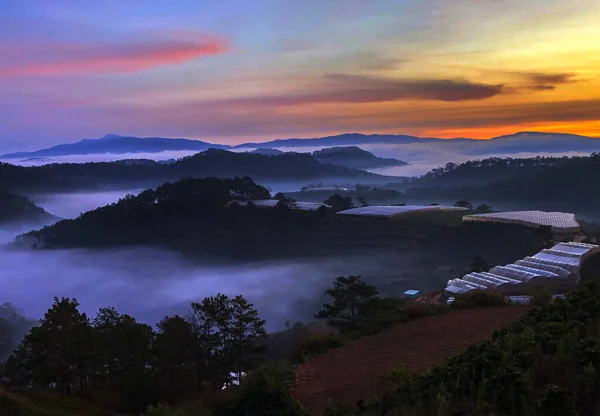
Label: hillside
xmin=0 ymin=149 xmax=383 ymax=194
xmin=405 ymin=153 xmax=600 ymax=210
xmin=0 ymin=134 xmax=228 ymax=159
xmin=291 ymin=306 xmax=527 ymax=415
xmin=250 ymin=148 xmax=284 ymax=156
xmin=0 ymin=189 xmax=55 ymax=225
xmin=354 ymin=281 xmax=600 ymax=415
xmin=23 ymin=177 xmax=552 ymax=278
xmin=397 ymin=155 xmax=573 ymax=189
xmin=0 ymin=388 xmax=112 ymax=416
xmin=312 ymin=146 xmax=408 ymax=170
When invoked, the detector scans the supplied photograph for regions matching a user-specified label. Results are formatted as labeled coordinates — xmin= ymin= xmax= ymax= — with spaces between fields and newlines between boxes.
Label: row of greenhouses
xmin=445 ymin=241 xmax=600 ymax=296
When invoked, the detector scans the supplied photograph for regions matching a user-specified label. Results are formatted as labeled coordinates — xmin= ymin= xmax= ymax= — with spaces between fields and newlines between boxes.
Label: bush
xmin=145 ymin=403 xmax=182 ymax=416
xmin=222 ymin=361 xmax=305 ymax=416
xmin=536 ymin=384 xmax=578 ymax=416
xmin=292 ymin=334 xmax=344 ymax=364
xmin=528 ymin=286 xmax=554 ymax=308
xmin=404 ymin=303 xmax=436 ymax=320
xmin=450 ymin=290 xmax=508 ymax=310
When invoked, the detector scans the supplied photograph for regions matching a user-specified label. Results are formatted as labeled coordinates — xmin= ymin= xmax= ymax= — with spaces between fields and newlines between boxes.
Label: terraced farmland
xmin=290 ymin=306 xmax=527 ymax=415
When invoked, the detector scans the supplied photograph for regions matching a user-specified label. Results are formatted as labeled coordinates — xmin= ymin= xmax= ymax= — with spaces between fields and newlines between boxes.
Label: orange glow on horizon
xmin=425 ymin=121 xmax=600 ymax=140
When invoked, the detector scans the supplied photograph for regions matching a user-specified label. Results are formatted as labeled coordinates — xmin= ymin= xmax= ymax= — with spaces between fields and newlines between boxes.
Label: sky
xmin=1 ymin=0 xmax=599 ymax=152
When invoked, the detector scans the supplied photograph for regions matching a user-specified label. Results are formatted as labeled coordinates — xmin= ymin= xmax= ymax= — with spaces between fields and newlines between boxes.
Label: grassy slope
xmin=0 ymin=388 xmax=119 ymax=416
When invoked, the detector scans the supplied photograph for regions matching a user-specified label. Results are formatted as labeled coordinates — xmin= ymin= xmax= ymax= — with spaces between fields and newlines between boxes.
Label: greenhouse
xmin=336 ymin=205 xmax=467 ymax=218
xmin=462 ymin=210 xmax=580 ymax=233
xmin=444 ymin=241 xmax=599 ymax=296
xmin=515 ymin=259 xmax=572 ymax=278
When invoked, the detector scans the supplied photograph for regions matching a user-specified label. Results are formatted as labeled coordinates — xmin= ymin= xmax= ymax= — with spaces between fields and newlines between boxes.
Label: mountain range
xmin=2 ymin=131 xmax=599 ymax=160
xmin=1 ymin=148 xmax=390 ymax=194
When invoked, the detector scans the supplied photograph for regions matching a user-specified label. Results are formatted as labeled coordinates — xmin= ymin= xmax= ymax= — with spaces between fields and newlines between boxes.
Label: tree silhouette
xmin=315 ymin=276 xmax=379 ymax=332
xmin=324 ymin=194 xmax=354 ymax=213
xmin=356 ymin=196 xmax=369 ymax=207
xmin=454 ymin=200 xmax=473 ymax=209
xmin=468 ymin=256 xmax=490 ymax=273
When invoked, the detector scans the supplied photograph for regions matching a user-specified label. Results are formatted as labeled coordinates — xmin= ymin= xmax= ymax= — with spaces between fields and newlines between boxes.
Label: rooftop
xmin=337 ymin=205 xmax=467 ymax=218
xmin=463 ymin=210 xmax=580 ymax=232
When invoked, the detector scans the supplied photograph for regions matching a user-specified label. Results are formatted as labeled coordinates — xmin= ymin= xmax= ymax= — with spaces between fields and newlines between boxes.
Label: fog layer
xmin=0 ymin=233 xmax=397 ymax=332
xmin=4 ymin=146 xmax=592 ymax=178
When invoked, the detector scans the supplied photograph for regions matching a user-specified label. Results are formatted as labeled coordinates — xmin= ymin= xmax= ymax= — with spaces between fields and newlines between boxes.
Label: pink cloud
xmin=0 ymin=34 xmax=227 ymax=77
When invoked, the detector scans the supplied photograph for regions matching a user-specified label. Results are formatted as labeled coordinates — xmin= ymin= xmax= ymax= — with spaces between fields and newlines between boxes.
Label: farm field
xmin=290 ymin=305 xmax=527 ymax=415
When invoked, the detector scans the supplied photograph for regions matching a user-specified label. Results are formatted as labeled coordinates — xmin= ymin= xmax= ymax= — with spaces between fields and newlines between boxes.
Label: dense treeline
xmin=23 ymin=177 xmax=338 ymax=259
xmin=0 ymin=274 xmax=416 ymax=416
xmin=405 ymin=153 xmax=600 ymax=209
xmin=1 ymin=294 xmax=267 ymax=415
xmin=404 ymin=156 xmax=575 ymax=189
xmin=311 ymin=147 xmax=407 ymax=170
xmin=0 ymin=189 xmax=54 ymax=225
xmin=0 ymin=149 xmax=380 ymax=193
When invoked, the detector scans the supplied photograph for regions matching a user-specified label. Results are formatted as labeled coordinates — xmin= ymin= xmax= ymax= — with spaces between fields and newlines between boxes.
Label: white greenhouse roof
xmin=489 ymin=266 xmax=540 ymax=283
xmin=444 ymin=241 xmax=599 ymax=297
xmin=504 ymin=264 xmax=560 ymax=279
xmin=462 ymin=210 xmax=580 ymax=232
xmin=522 ymin=256 xmax=579 ymax=272
xmin=514 ymin=260 xmax=571 ymax=278
xmin=533 ymin=251 xmax=581 ymax=266
xmin=336 ymin=205 xmax=467 ymax=218
xmin=473 ymin=272 xmax=522 ymax=285
xmin=551 ymin=243 xmax=592 ymax=255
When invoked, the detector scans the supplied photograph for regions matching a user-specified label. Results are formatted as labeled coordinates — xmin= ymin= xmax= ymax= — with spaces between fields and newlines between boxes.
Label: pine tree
xmin=315 ymin=275 xmax=380 ymax=332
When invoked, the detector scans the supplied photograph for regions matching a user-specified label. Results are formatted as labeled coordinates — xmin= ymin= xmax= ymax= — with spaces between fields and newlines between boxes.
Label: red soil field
xmin=290 ymin=306 xmax=527 ymax=415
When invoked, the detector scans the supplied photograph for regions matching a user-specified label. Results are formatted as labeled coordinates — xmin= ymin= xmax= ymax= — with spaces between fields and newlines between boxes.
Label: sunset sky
xmin=1 ymin=0 xmax=599 ymax=152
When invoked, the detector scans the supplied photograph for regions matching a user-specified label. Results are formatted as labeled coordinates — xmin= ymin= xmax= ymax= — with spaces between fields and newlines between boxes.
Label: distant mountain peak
xmin=99 ymin=134 xmax=125 ymax=140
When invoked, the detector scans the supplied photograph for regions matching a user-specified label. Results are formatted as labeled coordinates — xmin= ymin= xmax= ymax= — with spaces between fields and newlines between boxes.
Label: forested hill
xmin=400 ymin=155 xmax=574 ymax=189
xmin=0 ymin=149 xmax=382 ymax=193
xmin=405 ymin=153 xmax=600 ymax=209
xmin=312 ymin=146 xmax=408 ymax=169
xmin=0 ymin=189 xmax=55 ymax=225
xmin=23 ymin=177 xmax=315 ymax=257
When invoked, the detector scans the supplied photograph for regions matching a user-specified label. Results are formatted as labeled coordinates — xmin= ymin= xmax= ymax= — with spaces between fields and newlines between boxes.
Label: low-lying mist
xmin=5 ymin=146 xmax=592 ymax=179
xmin=0 ymin=233 xmax=398 ymax=334
xmin=30 ymin=189 xmax=144 ymax=219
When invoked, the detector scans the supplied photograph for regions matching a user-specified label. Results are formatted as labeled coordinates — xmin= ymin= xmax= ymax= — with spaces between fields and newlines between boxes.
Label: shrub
xmin=536 ymin=384 xmax=578 ymax=416
xmin=292 ymin=334 xmax=344 ymax=364
xmin=404 ymin=302 xmax=436 ymax=320
xmin=528 ymin=286 xmax=554 ymax=308
xmin=145 ymin=403 xmax=182 ymax=416
xmin=223 ymin=361 xmax=305 ymax=416
xmin=450 ymin=290 xmax=508 ymax=310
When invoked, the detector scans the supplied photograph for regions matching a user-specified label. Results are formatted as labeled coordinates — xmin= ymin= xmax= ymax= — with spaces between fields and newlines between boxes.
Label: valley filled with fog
xmin=2 ymin=141 xmax=599 ymax=337
xmin=6 ymin=143 xmax=593 ymax=177
xmin=0 ymin=190 xmax=428 ymax=332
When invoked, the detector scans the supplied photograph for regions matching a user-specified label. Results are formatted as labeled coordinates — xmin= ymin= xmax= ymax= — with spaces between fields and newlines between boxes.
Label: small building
xmin=403 ymin=289 xmax=421 ymax=300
